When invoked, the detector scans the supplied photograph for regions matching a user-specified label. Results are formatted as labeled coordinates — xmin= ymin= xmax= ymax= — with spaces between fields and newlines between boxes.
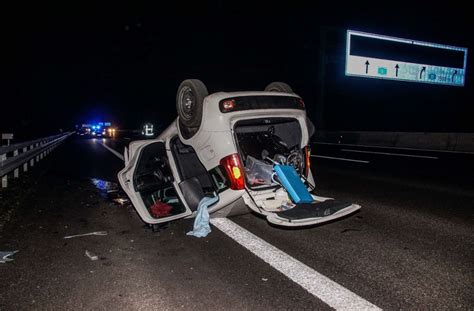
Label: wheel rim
xmin=178 ymin=87 xmax=195 ymax=122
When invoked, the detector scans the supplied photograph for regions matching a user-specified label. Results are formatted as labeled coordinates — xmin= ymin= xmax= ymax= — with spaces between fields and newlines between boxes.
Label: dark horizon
xmin=2 ymin=2 xmax=473 ymax=140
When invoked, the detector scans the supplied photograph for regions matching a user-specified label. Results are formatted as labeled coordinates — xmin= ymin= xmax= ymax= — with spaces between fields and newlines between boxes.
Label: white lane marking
xmin=312 ymin=155 xmax=370 ymax=164
xmin=313 ymin=141 xmax=474 ymax=155
xmin=210 ymin=218 xmax=381 ymax=310
xmin=98 ymin=141 xmax=124 ymax=161
xmin=341 ymin=148 xmax=438 ymax=159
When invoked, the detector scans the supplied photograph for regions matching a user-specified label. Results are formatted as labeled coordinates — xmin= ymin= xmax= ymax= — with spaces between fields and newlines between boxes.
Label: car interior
xmin=133 ymin=142 xmax=186 ymax=218
xmin=170 ymin=136 xmax=216 ymax=211
xmin=234 ymin=118 xmax=303 ymax=189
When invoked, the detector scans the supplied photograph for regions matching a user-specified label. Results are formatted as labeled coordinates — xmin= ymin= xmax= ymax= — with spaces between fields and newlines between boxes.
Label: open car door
xmin=243 ymin=187 xmax=361 ymax=227
xmin=265 ymin=199 xmax=361 ymax=227
xmin=241 ymin=164 xmax=361 ymax=227
xmin=118 ymin=140 xmax=192 ymax=224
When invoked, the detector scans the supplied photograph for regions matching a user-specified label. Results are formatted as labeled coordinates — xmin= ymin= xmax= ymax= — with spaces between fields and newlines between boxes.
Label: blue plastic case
xmin=273 ymin=164 xmax=314 ymax=204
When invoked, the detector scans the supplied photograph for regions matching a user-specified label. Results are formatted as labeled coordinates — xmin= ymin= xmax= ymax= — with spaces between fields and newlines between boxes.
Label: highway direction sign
xmin=345 ymin=30 xmax=468 ymax=86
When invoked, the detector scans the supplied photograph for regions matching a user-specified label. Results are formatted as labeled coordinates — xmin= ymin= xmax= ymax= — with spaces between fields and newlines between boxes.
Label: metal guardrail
xmin=313 ymin=131 xmax=474 ymax=153
xmin=0 ymin=132 xmax=72 ymax=188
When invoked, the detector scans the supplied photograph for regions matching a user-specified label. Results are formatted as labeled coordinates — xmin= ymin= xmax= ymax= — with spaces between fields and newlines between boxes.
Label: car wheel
xmin=176 ymin=79 xmax=208 ymax=128
xmin=264 ymin=82 xmax=293 ymax=93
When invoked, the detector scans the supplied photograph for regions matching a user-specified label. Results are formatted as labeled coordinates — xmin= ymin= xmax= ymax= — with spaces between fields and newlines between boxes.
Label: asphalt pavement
xmin=0 ymin=135 xmax=472 ymax=309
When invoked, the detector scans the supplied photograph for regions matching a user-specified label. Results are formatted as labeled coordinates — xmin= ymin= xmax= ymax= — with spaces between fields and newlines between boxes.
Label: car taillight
xmin=220 ymin=153 xmax=245 ymax=190
xmin=297 ymin=99 xmax=305 ymax=109
xmin=220 ymin=99 xmax=236 ymax=112
xmin=304 ymin=145 xmax=311 ymax=177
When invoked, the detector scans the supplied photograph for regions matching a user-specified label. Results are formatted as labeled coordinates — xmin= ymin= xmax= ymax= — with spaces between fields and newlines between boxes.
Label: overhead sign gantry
xmin=345 ymin=30 xmax=468 ymax=86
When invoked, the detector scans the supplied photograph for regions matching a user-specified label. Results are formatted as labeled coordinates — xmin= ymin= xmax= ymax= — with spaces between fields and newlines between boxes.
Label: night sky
xmin=2 ymin=1 xmax=473 ymax=139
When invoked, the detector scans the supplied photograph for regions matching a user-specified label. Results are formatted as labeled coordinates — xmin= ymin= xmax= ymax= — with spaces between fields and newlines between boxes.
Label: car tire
xmin=176 ymin=79 xmax=208 ymax=128
xmin=264 ymin=82 xmax=293 ymax=93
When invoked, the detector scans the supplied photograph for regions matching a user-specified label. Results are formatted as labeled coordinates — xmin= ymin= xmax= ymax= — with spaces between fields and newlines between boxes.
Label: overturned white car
xmin=118 ymin=80 xmax=360 ymax=227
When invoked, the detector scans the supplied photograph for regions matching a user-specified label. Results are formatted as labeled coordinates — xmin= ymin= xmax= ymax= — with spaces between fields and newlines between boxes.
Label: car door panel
xmin=118 ymin=140 xmax=192 ymax=224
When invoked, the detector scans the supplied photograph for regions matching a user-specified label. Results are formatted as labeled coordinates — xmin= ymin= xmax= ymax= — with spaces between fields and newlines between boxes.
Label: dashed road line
xmin=312 ymin=155 xmax=370 ymax=164
xmin=341 ymin=148 xmax=438 ymax=159
xmin=313 ymin=141 xmax=474 ymax=155
xmin=98 ymin=141 xmax=124 ymax=161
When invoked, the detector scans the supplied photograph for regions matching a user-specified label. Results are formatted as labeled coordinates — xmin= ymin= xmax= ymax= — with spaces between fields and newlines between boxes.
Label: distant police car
xmin=77 ymin=123 xmax=115 ymax=138
xmin=118 ymin=80 xmax=361 ymax=228
xmin=91 ymin=125 xmax=106 ymax=137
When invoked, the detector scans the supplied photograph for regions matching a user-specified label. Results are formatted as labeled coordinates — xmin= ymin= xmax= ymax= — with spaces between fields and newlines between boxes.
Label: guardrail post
xmin=22 ymin=147 xmax=28 ymax=172
xmin=1 ymin=153 xmax=6 ymax=188
xmin=0 ymin=154 xmax=8 ymax=188
xmin=13 ymin=150 xmax=19 ymax=178
xmin=35 ymin=143 xmax=39 ymax=162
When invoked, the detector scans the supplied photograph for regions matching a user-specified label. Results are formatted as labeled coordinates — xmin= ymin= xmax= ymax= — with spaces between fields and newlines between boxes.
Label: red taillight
xmin=220 ymin=153 xmax=245 ymax=190
xmin=220 ymin=99 xmax=236 ymax=112
xmin=304 ymin=146 xmax=311 ymax=177
xmin=297 ymin=99 xmax=305 ymax=109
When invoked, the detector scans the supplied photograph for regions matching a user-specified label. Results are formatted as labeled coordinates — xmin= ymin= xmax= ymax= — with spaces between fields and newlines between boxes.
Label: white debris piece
xmin=63 ymin=231 xmax=108 ymax=239
xmin=85 ymin=250 xmax=99 ymax=261
xmin=0 ymin=250 xmax=19 ymax=263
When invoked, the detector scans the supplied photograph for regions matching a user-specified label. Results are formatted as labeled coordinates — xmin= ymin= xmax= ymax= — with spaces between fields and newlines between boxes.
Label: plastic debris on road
xmin=187 ymin=194 xmax=219 ymax=238
xmin=85 ymin=250 xmax=99 ymax=261
xmin=90 ymin=178 xmax=129 ymax=205
xmin=63 ymin=231 xmax=108 ymax=239
xmin=91 ymin=178 xmax=117 ymax=192
xmin=113 ymin=198 xmax=129 ymax=205
xmin=0 ymin=250 xmax=19 ymax=263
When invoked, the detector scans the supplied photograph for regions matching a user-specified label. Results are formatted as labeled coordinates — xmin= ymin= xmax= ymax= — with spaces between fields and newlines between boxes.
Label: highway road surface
xmin=1 ymin=134 xmax=472 ymax=309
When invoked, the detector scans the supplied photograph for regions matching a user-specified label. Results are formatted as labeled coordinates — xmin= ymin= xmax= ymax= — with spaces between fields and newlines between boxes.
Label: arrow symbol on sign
xmin=452 ymin=70 xmax=458 ymax=82
xmin=419 ymin=66 xmax=426 ymax=79
xmin=395 ymin=64 xmax=399 ymax=77
xmin=365 ymin=60 xmax=370 ymax=74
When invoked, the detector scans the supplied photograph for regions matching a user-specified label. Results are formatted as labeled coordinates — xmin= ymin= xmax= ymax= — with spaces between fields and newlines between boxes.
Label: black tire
xmin=176 ymin=79 xmax=208 ymax=128
xmin=264 ymin=82 xmax=293 ymax=93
